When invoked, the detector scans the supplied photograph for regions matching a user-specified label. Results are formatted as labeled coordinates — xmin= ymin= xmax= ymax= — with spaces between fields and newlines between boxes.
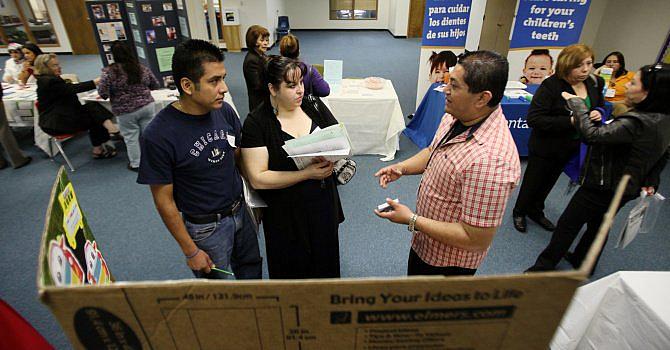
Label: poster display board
xmin=507 ymin=0 xmax=591 ymax=81
xmin=86 ymin=0 xmax=132 ymax=67
xmin=125 ymin=0 xmax=184 ymax=88
xmin=415 ymin=0 xmax=472 ymax=108
xmin=38 ymin=168 xmax=632 ymax=349
xmin=38 ymin=167 xmax=113 ymax=288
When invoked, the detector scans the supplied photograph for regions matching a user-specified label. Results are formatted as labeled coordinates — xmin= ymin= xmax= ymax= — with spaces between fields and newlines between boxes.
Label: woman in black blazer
xmin=35 ymin=54 xmax=119 ymax=158
xmin=243 ymin=25 xmax=270 ymax=112
xmin=512 ymin=44 xmax=605 ymax=232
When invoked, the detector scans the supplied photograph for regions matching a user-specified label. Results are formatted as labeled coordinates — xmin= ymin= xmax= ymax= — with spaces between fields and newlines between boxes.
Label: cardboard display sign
xmin=39 ymin=168 xmax=113 ymax=288
xmin=39 ymin=168 xmax=628 ymax=349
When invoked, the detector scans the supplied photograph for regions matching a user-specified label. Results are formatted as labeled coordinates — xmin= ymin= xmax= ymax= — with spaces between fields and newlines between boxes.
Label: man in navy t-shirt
xmin=138 ymin=39 xmax=261 ymax=279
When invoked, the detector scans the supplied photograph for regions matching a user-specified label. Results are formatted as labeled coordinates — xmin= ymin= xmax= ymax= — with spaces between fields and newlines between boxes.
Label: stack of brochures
xmin=282 ymin=123 xmax=352 ymax=170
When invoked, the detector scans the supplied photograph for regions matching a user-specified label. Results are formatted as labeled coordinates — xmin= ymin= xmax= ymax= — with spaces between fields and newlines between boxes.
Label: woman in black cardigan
xmin=512 ymin=44 xmax=605 ymax=233
xmin=35 ymin=54 xmax=119 ymax=158
xmin=241 ymin=56 xmax=343 ymax=279
xmin=243 ymin=25 xmax=270 ymax=112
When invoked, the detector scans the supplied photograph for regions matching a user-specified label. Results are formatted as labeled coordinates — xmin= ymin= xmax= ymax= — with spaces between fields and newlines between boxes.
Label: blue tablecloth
xmin=501 ymin=96 xmax=532 ymax=157
xmin=403 ymin=82 xmax=445 ymax=149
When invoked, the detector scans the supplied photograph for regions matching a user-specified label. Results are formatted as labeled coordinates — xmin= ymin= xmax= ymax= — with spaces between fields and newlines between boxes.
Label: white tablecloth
xmin=5 ymin=85 xmax=238 ymax=156
xmin=321 ymin=79 xmax=405 ymax=161
xmin=551 ymin=271 xmax=670 ymax=350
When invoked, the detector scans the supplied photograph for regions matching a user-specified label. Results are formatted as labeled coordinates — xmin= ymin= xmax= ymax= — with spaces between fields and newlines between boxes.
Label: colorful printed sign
xmin=40 ymin=168 xmax=113 ymax=287
xmin=510 ymin=0 xmax=591 ymax=49
xmin=421 ymin=0 xmax=472 ymax=47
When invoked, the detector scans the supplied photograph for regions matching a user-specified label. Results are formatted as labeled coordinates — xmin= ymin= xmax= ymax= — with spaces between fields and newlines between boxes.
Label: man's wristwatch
xmin=408 ymin=214 xmax=418 ymax=234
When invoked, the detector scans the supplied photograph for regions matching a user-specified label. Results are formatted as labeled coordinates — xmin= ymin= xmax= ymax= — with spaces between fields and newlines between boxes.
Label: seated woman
xmin=98 ymin=41 xmax=160 ymax=171
xmin=403 ymin=50 xmax=457 ymax=148
xmin=241 ymin=56 xmax=343 ymax=279
xmin=17 ymin=43 xmax=43 ymax=85
xmin=3 ymin=43 xmax=24 ymax=84
xmin=527 ymin=63 xmax=670 ymax=273
xmin=520 ymin=49 xmax=554 ymax=87
xmin=279 ymin=34 xmax=330 ymax=97
xmin=35 ymin=54 xmax=119 ymax=159
xmin=597 ymin=51 xmax=635 ymax=103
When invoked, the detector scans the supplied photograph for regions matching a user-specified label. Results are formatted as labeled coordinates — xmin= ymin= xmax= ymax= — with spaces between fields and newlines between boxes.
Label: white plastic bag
xmin=616 ymin=191 xmax=665 ymax=249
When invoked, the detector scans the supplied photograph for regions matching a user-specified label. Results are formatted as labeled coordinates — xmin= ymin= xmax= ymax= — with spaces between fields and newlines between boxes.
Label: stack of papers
xmin=282 ymin=123 xmax=352 ymax=169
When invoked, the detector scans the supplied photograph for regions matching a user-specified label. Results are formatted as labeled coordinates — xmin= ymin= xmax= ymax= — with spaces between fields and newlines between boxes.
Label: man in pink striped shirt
xmin=375 ymin=51 xmax=521 ymax=276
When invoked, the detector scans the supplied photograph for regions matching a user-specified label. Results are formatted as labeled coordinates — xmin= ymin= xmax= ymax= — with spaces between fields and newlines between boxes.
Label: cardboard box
xmin=39 ymin=168 xmax=627 ymax=349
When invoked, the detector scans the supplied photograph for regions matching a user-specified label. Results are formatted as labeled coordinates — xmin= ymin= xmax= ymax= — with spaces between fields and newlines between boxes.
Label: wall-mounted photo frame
xmin=151 ymin=16 xmax=166 ymax=26
xmin=107 ymin=3 xmax=121 ymax=19
xmin=166 ymin=26 xmax=177 ymax=40
xmin=145 ymin=29 xmax=156 ymax=44
xmin=91 ymin=4 xmax=105 ymax=19
xmin=222 ymin=8 xmax=239 ymax=26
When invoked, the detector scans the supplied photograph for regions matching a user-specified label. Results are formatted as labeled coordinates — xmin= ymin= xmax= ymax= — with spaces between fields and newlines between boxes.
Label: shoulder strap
xmin=305 ymin=62 xmax=313 ymax=96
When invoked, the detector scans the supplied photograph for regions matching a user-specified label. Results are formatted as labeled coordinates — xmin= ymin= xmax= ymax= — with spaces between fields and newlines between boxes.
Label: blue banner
xmin=421 ymin=0 xmax=472 ymax=47
xmin=510 ymin=0 xmax=590 ymax=49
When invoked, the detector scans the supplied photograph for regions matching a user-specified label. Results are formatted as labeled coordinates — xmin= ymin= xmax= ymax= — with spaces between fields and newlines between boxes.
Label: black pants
xmin=407 ymin=249 xmax=476 ymax=276
xmin=530 ymin=187 xmax=633 ymax=271
xmin=41 ymin=102 xmax=112 ymax=147
xmin=513 ymin=151 xmax=573 ymax=218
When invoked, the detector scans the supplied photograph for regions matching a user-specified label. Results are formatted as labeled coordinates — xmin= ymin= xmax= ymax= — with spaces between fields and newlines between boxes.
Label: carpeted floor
xmin=1 ymin=30 xmax=668 ymax=349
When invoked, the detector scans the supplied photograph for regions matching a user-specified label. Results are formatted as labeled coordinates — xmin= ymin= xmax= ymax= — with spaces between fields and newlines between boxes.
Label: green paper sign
xmin=156 ymin=46 xmax=175 ymax=72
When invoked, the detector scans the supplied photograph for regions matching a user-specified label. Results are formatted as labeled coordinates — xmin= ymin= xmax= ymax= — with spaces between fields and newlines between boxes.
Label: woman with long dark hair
xmin=597 ymin=51 xmax=635 ymax=103
xmin=18 ymin=42 xmax=43 ymax=85
xmin=241 ymin=56 xmax=343 ymax=279
xmin=527 ymin=63 xmax=670 ymax=273
xmin=98 ymin=41 xmax=160 ymax=171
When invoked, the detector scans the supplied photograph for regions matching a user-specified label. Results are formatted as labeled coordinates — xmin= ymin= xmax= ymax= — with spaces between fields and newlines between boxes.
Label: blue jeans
xmin=183 ymin=206 xmax=262 ymax=279
xmin=117 ymin=103 xmax=155 ymax=168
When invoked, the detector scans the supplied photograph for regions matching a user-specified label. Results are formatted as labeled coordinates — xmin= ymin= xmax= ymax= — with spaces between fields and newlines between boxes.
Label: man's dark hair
xmin=172 ymin=39 xmax=224 ymax=95
xmin=458 ymin=50 xmax=508 ymax=107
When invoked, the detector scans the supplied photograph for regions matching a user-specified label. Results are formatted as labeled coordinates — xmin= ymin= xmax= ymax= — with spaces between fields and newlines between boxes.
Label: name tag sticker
xmin=605 ymin=88 xmax=616 ymax=98
xmin=227 ymin=134 xmax=236 ymax=148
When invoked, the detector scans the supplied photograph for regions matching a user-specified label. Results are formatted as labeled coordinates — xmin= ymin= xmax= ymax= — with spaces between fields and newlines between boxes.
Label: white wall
xmin=185 ymin=0 xmax=209 ymax=40
xmin=591 ymin=0 xmax=670 ymax=71
xmin=388 ymin=0 xmax=410 ymax=37
xmin=266 ymin=0 xmax=287 ymax=42
xmin=388 ymin=0 xmax=398 ymax=35
xmin=228 ymin=0 xmax=287 ymax=48
xmin=285 ymin=0 xmax=390 ymax=30
xmin=579 ymin=0 xmax=608 ymax=47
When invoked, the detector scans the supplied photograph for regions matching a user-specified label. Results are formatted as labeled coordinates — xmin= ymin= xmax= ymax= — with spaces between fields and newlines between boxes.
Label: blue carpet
xmin=1 ymin=31 xmax=669 ymax=349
